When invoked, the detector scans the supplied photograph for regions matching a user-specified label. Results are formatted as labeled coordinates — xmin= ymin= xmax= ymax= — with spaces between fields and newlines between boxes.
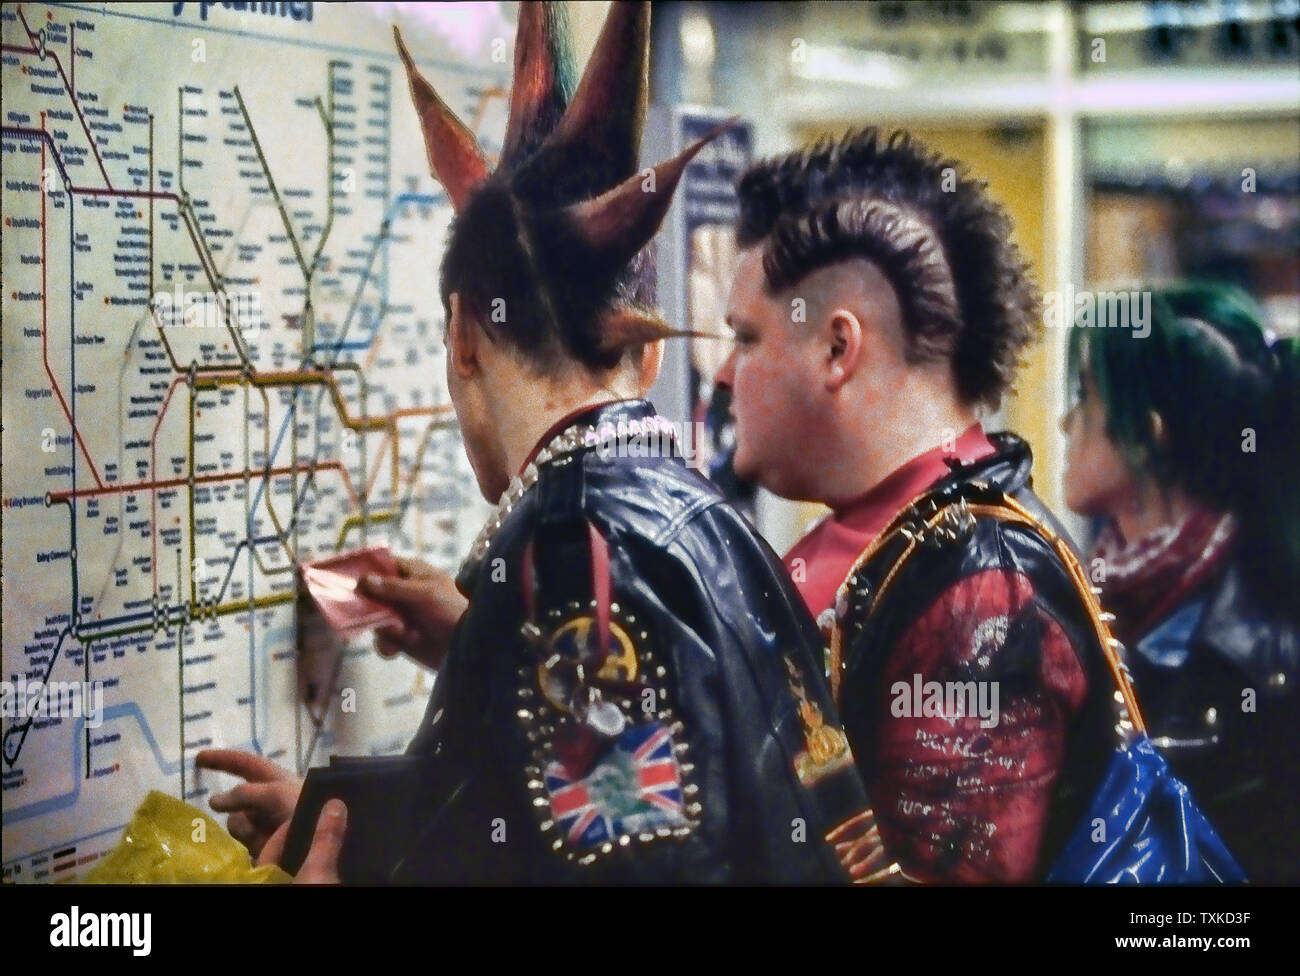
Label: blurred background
xmin=596 ymin=0 xmax=1300 ymax=549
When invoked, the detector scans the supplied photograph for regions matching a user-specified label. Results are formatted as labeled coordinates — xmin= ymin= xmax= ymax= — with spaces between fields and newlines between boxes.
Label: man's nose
xmin=715 ymin=347 xmax=737 ymax=389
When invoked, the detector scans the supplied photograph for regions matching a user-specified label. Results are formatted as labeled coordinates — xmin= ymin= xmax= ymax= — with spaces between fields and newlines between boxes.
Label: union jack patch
xmin=545 ymin=722 xmax=688 ymax=848
xmin=517 ymin=600 xmax=702 ymax=864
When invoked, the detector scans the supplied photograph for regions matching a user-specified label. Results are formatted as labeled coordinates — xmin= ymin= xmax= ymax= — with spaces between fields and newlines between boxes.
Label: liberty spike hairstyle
xmin=395 ymin=2 xmax=731 ymax=374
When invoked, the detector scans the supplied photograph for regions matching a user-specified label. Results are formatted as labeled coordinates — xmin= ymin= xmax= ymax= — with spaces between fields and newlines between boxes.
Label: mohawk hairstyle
xmin=396 ymin=2 xmax=727 ymax=375
xmin=735 ymin=128 xmax=1039 ymax=408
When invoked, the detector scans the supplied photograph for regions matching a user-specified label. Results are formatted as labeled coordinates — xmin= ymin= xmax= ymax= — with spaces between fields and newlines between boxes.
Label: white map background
xmin=1 ymin=1 xmax=506 ymax=881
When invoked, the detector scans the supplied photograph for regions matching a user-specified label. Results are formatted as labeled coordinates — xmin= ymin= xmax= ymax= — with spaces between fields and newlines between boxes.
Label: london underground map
xmin=1 ymin=2 xmax=502 ymax=881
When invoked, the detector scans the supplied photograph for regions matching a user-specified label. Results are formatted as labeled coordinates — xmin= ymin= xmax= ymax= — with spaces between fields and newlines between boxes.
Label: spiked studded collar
xmin=459 ymin=400 xmax=675 ymax=577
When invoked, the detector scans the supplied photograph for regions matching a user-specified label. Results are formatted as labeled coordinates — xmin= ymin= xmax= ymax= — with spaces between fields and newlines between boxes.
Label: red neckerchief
xmin=1090 ymin=509 xmax=1237 ymax=646
xmin=783 ymin=424 xmax=996 ymax=618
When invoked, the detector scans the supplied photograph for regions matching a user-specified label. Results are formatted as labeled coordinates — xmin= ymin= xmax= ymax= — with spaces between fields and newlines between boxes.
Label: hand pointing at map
xmin=195 ymin=749 xmax=303 ymax=859
xmin=195 ymin=555 xmax=462 ymax=867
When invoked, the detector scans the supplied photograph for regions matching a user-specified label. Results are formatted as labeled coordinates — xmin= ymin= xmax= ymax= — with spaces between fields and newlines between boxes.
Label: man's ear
xmin=447 ymin=292 xmax=480 ymax=379
xmin=824 ymin=309 xmax=864 ymax=393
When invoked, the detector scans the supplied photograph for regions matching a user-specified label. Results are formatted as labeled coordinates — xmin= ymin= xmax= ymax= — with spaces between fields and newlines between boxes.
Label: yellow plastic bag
xmin=86 ymin=790 xmax=292 ymax=884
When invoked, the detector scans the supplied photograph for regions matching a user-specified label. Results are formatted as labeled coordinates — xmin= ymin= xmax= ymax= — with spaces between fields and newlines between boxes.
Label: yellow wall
xmin=793 ymin=121 xmax=1061 ymax=533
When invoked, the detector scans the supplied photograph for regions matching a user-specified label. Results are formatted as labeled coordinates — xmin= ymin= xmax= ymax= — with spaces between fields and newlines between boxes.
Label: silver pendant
xmin=582 ymin=697 xmax=627 ymax=739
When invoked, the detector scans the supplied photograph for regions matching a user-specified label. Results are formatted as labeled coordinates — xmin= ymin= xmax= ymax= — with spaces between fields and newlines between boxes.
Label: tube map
xmin=1 ymin=1 xmax=505 ymax=881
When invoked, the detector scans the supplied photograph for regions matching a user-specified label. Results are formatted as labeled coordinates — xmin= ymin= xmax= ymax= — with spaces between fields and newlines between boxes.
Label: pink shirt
xmin=783 ymin=424 xmax=996 ymax=618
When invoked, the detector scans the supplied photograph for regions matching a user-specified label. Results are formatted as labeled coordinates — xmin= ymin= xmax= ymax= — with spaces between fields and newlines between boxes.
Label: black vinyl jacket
xmin=387 ymin=399 xmax=872 ymax=883
xmin=1125 ymin=560 xmax=1300 ymax=883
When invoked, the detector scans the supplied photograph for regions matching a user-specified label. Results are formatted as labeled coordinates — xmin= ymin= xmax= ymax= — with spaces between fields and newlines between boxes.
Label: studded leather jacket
xmin=1124 ymin=561 xmax=1300 ymax=883
xmin=828 ymin=433 xmax=1117 ymax=882
xmin=387 ymin=399 xmax=876 ymax=884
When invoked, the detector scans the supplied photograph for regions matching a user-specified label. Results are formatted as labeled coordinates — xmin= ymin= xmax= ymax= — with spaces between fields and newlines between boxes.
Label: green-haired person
xmin=1060 ymin=281 xmax=1299 ymax=882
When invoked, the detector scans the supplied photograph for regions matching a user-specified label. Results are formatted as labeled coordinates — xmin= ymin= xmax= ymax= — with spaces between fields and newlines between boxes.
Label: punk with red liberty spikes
xmin=198 ymin=1 xmax=881 ymax=884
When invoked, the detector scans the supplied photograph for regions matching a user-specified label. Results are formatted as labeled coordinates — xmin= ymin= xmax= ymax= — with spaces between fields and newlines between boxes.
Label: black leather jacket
xmin=832 ymin=433 xmax=1117 ymax=881
xmin=1125 ymin=560 xmax=1300 ymax=883
xmin=389 ymin=399 xmax=872 ymax=883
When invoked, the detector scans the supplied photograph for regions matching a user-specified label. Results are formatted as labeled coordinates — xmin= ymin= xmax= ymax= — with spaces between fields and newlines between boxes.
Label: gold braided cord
xmin=826 ymin=489 xmax=1146 ymax=735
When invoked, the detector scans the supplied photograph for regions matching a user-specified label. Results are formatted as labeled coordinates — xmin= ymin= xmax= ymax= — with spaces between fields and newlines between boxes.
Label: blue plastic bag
xmin=1047 ymin=736 xmax=1246 ymax=884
